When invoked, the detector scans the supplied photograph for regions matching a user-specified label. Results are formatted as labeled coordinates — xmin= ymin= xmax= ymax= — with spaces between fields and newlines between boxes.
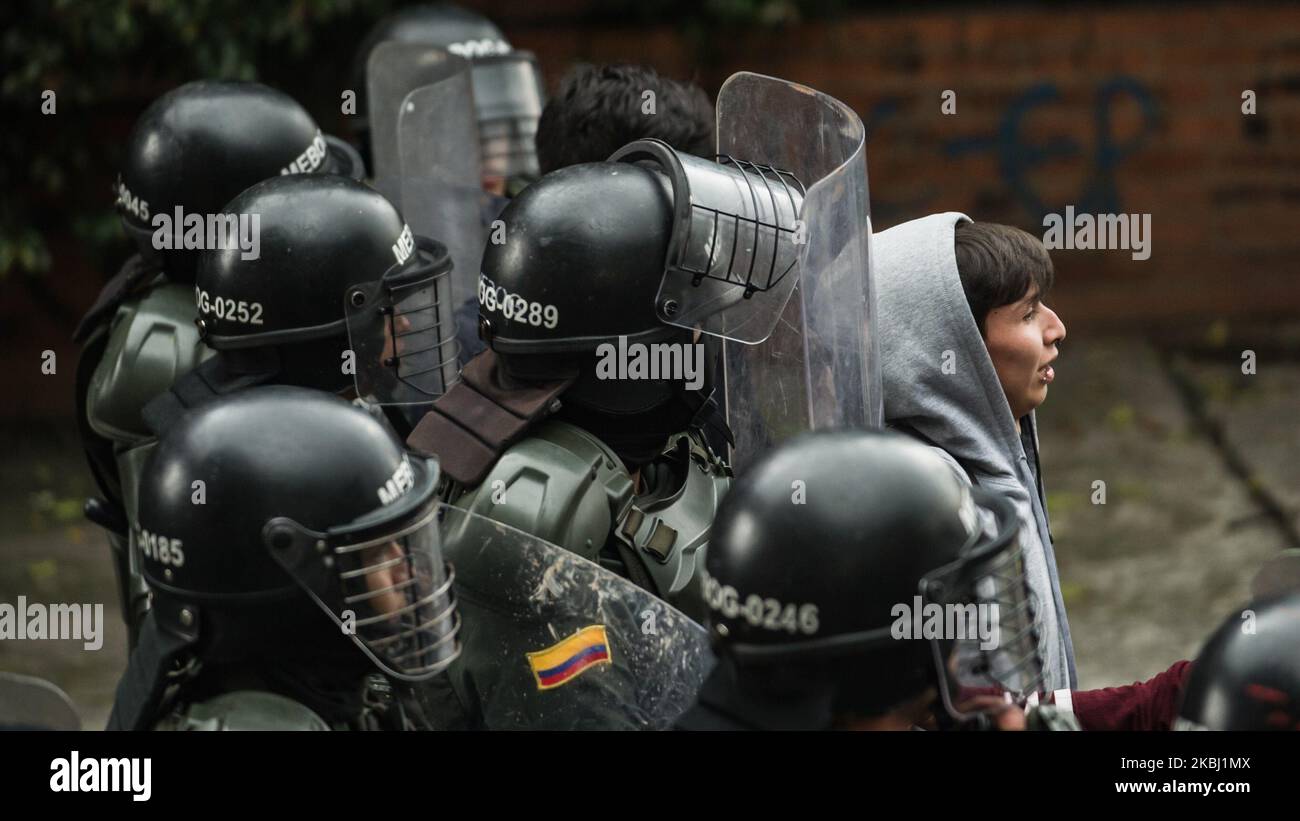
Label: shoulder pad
xmin=452 ymin=421 xmax=634 ymax=564
xmin=156 ymin=691 xmax=331 ymax=731
xmin=86 ymin=282 xmax=213 ymax=445
xmin=614 ymin=430 xmax=730 ymax=619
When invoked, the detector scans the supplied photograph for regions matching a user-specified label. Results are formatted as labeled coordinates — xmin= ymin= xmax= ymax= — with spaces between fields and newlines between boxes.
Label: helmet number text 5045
xmin=478 ymin=274 xmax=557 ymax=329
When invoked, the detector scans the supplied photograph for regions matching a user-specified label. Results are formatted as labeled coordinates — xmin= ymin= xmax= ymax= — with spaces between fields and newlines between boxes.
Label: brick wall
xmin=502 ymin=2 xmax=1300 ymax=331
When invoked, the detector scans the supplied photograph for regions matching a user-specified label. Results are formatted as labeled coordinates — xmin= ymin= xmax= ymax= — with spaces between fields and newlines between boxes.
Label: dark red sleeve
xmin=1054 ymin=660 xmax=1194 ymax=731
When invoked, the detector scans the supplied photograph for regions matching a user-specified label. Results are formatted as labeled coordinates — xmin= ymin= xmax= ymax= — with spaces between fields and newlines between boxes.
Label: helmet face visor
xmin=479 ymin=116 xmax=540 ymax=188
xmin=331 ymin=508 xmax=460 ymax=680
xmin=345 ymin=235 xmax=460 ymax=405
xmin=264 ymin=459 xmax=461 ymax=681
xmin=923 ymin=486 xmax=1045 ymax=719
xmin=471 ymin=54 xmax=543 ymax=185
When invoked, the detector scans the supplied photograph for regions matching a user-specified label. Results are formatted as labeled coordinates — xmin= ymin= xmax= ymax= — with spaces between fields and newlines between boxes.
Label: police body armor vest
xmin=450 ymin=419 xmax=730 ymax=621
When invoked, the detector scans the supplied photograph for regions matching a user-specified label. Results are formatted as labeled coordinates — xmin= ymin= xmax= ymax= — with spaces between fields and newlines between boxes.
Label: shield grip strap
xmin=405 ymin=350 xmax=574 ymax=487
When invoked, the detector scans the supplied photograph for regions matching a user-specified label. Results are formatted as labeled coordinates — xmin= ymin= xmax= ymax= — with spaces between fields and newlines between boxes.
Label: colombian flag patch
xmin=527 ymin=625 xmax=612 ymax=690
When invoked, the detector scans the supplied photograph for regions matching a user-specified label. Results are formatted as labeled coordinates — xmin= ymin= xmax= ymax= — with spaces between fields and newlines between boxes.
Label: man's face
xmin=481 ymin=134 xmax=511 ymax=196
xmin=381 ymin=313 xmax=413 ymax=368
xmin=983 ymin=289 xmax=1066 ymax=420
xmin=361 ymin=540 xmax=412 ymax=617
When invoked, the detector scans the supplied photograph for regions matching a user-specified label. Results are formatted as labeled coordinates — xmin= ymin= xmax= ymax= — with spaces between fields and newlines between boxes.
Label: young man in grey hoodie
xmin=875 ymin=212 xmax=1076 ymax=692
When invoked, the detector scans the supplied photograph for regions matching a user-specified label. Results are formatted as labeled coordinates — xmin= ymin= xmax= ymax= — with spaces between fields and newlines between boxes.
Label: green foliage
xmin=2 ymin=0 xmax=395 ymax=279
xmin=3 ymin=0 xmax=861 ymax=283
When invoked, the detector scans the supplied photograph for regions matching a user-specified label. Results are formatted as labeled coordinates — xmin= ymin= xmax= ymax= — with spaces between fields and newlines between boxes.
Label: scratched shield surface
xmin=437 ymin=503 xmax=716 ymax=729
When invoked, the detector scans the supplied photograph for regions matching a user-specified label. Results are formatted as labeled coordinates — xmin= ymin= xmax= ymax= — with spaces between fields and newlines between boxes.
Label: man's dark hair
xmin=954 ymin=221 xmax=1055 ymax=336
xmin=535 ymin=63 xmax=715 ymax=174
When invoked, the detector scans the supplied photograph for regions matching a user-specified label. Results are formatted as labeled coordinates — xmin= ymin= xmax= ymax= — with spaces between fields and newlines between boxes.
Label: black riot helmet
xmin=482 ymin=140 xmax=806 ymax=355
xmin=135 ymin=386 xmax=459 ymax=684
xmin=194 ymin=174 xmax=458 ymax=403
xmin=351 ymin=3 xmax=542 ymax=185
xmin=480 ymin=141 xmax=803 ymax=391
xmin=473 ymin=160 xmax=690 ymax=467
xmin=697 ymin=430 xmax=1044 ymax=729
xmin=116 ymin=80 xmax=365 ymax=283
xmin=479 ymin=161 xmax=680 ymax=360
xmin=478 ymin=144 xmax=805 ymax=465
xmin=1176 ymin=592 xmax=1300 ymax=731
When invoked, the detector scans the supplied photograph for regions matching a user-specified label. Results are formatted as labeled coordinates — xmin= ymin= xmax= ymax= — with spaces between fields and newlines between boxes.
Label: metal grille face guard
xmin=927 ymin=488 xmax=1046 ymax=719
xmin=479 ymin=115 xmax=540 ymax=181
xmin=472 ymin=53 xmax=543 ymax=183
xmin=331 ymin=506 xmax=461 ymax=680
xmin=264 ymin=459 xmax=462 ymax=682
xmin=608 ymin=138 xmax=807 ymax=344
xmin=676 ymin=154 xmax=804 ymax=297
xmin=346 ymin=235 xmax=460 ymax=405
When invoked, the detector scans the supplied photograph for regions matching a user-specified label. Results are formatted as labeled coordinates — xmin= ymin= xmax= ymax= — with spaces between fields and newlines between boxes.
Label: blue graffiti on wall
xmin=868 ymin=76 xmax=1160 ymax=223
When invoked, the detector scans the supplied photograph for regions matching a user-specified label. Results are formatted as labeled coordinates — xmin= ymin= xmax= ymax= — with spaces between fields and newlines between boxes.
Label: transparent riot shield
xmin=397 ymin=71 xmax=487 ymax=321
xmin=471 ymin=52 xmax=544 ymax=184
xmin=433 ymin=504 xmax=716 ymax=729
xmin=715 ymin=72 xmax=881 ymax=472
xmin=366 ymin=42 xmax=471 ymax=202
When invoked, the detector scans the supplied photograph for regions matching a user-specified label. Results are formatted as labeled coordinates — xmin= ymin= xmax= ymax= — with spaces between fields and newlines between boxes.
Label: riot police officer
xmin=406 ymin=72 xmax=879 ymax=729
xmin=410 ymin=146 xmax=791 ymax=617
xmin=144 ymin=172 xmax=458 ymax=431
xmin=107 ymin=386 xmax=460 ymax=731
xmin=412 ymin=143 xmax=795 ymax=725
xmin=76 ymin=80 xmax=363 ymax=645
xmin=115 ymin=173 xmax=457 ymax=647
xmin=350 ymin=1 xmax=542 ymax=195
xmin=352 ymin=4 xmax=545 ymax=364
xmin=675 ymin=430 xmax=1066 ymax=731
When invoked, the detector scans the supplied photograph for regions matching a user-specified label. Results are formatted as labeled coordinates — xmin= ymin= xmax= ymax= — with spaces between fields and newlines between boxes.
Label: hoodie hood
xmin=876 ymin=213 xmax=1026 ymax=478
xmin=875 ymin=211 xmax=1076 ymax=691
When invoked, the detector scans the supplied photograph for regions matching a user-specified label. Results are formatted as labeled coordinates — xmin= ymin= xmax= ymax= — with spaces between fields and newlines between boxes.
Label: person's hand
xmin=954 ymin=693 xmax=1027 ymax=731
